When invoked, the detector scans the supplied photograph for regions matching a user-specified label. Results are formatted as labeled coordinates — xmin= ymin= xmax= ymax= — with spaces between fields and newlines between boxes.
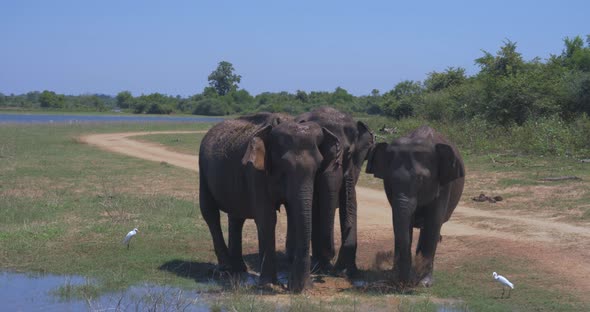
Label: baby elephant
xmin=366 ymin=126 xmax=464 ymax=287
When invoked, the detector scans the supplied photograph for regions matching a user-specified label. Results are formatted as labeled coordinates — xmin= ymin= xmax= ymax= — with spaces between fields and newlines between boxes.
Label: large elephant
xmin=365 ymin=125 xmax=464 ymax=287
xmin=295 ymin=107 xmax=374 ymax=276
xmin=199 ymin=112 xmax=341 ymax=292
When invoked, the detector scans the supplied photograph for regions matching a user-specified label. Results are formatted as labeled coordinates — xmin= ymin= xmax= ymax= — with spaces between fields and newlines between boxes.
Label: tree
xmin=382 ymin=81 xmax=423 ymax=119
xmin=136 ymin=93 xmax=174 ymax=114
xmin=39 ymin=90 xmax=64 ymax=108
xmin=476 ymin=40 xmax=524 ymax=77
xmin=559 ymin=35 xmax=590 ymax=72
xmin=193 ymin=98 xmax=231 ymax=115
xmin=208 ymin=61 xmax=242 ymax=96
xmin=424 ymin=67 xmax=467 ymax=92
xmin=331 ymin=87 xmax=354 ymax=104
xmin=116 ymin=91 xmax=134 ymax=109
xmin=295 ymin=90 xmax=308 ymax=102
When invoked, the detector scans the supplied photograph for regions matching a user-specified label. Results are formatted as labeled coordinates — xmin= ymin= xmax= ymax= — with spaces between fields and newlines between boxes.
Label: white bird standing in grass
xmin=122 ymin=228 xmax=138 ymax=250
xmin=493 ymin=272 xmax=514 ymax=298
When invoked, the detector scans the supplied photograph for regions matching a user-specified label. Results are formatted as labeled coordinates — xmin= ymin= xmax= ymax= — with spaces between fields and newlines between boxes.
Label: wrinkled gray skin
xmin=295 ymin=107 xmax=374 ymax=276
xmin=366 ymin=126 xmax=464 ymax=287
xmin=199 ymin=112 xmax=341 ymax=293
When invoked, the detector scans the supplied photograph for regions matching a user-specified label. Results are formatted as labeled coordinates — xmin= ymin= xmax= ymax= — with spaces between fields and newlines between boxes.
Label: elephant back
xmin=201 ymin=112 xmax=292 ymax=160
xmin=296 ymin=107 xmax=357 ymax=154
xmin=238 ymin=112 xmax=293 ymax=126
xmin=201 ymin=118 xmax=261 ymax=160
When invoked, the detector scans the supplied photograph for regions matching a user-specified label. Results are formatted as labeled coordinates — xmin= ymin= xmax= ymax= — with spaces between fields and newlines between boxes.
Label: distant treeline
xmin=1 ymin=35 xmax=589 ymax=126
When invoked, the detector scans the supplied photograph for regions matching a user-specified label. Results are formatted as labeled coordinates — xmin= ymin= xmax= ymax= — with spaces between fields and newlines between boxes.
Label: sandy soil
xmin=80 ymin=131 xmax=590 ymax=298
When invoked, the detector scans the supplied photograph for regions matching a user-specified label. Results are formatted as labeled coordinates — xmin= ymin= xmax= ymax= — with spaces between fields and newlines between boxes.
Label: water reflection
xmin=0 ymin=272 xmax=207 ymax=312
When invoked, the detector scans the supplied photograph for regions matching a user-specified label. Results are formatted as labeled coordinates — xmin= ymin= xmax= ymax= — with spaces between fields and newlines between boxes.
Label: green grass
xmin=461 ymin=153 xmax=590 ymax=220
xmin=131 ymin=132 xmax=207 ymax=156
xmin=431 ymin=256 xmax=582 ymax=312
xmin=0 ymin=122 xmax=216 ymax=292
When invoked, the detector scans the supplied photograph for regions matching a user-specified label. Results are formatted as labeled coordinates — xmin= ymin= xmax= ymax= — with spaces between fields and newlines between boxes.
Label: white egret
xmin=493 ymin=272 xmax=514 ymax=298
xmin=122 ymin=228 xmax=138 ymax=250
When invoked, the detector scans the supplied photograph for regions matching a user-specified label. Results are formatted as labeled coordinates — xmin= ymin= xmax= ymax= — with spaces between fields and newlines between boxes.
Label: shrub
xmin=193 ymin=98 xmax=232 ymax=116
xmin=146 ymin=103 xmax=173 ymax=114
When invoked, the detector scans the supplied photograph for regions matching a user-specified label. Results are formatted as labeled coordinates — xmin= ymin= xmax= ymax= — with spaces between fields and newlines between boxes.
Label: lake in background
xmin=0 ymin=113 xmax=224 ymax=124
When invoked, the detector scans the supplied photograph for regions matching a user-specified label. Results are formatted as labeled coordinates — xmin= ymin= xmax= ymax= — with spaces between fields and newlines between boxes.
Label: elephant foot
xmin=214 ymin=263 xmax=232 ymax=273
xmin=391 ymin=266 xmax=415 ymax=288
xmin=230 ymin=260 xmax=248 ymax=273
xmin=214 ymin=260 xmax=247 ymax=274
xmin=334 ymin=260 xmax=358 ymax=278
xmin=332 ymin=264 xmax=358 ymax=278
xmin=311 ymin=257 xmax=334 ymax=275
xmin=288 ymin=278 xmax=313 ymax=293
xmin=258 ymin=273 xmax=278 ymax=288
xmin=418 ymin=273 xmax=434 ymax=287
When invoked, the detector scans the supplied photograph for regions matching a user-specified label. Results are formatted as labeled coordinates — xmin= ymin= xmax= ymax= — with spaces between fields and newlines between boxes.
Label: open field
xmin=1 ymin=122 xmax=590 ymax=311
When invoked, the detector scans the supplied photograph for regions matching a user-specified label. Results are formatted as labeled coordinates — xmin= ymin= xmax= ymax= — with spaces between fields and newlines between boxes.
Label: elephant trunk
xmin=288 ymin=179 xmax=314 ymax=293
xmin=312 ymin=171 xmax=341 ymax=263
xmin=392 ymin=192 xmax=416 ymax=286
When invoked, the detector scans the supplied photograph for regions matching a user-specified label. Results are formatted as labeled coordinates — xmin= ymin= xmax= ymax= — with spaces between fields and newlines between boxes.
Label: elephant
xmin=199 ymin=112 xmax=341 ymax=292
xmin=365 ymin=125 xmax=464 ymax=287
xmin=295 ymin=107 xmax=375 ymax=276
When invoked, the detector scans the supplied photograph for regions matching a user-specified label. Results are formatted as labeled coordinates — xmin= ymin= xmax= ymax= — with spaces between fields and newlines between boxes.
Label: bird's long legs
xmin=500 ymin=287 xmax=512 ymax=299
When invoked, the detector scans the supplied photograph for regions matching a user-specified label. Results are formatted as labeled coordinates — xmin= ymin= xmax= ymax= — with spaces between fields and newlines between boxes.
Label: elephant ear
xmin=241 ymin=125 xmax=272 ymax=171
xmin=319 ymin=127 xmax=342 ymax=172
xmin=365 ymin=142 xmax=388 ymax=179
xmin=436 ymin=143 xmax=464 ymax=185
xmin=357 ymin=121 xmax=375 ymax=156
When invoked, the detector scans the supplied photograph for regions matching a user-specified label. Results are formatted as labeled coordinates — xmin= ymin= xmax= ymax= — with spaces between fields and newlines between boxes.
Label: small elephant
xmin=199 ymin=113 xmax=341 ymax=292
xmin=295 ymin=107 xmax=374 ymax=275
xmin=366 ymin=125 xmax=464 ymax=287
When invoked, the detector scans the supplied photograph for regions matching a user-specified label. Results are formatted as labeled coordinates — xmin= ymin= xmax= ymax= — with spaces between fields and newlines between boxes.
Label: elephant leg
xmin=310 ymin=191 xmax=322 ymax=268
xmin=199 ymin=180 xmax=230 ymax=270
xmin=256 ymin=208 xmax=278 ymax=286
xmin=285 ymin=204 xmax=296 ymax=264
xmin=228 ymin=216 xmax=247 ymax=273
xmin=311 ymin=174 xmax=339 ymax=273
xmin=415 ymin=204 xmax=443 ymax=287
xmin=334 ymin=175 xmax=358 ymax=276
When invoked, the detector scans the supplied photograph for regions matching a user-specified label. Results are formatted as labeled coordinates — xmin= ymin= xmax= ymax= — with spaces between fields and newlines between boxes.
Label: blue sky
xmin=1 ymin=0 xmax=588 ymax=96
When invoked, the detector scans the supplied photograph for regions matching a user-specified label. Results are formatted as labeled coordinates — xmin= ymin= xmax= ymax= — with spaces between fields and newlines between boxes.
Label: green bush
xmin=146 ymin=103 xmax=173 ymax=114
xmin=193 ymin=98 xmax=232 ymax=116
xmin=420 ymin=91 xmax=454 ymax=121
xmin=364 ymin=114 xmax=590 ymax=157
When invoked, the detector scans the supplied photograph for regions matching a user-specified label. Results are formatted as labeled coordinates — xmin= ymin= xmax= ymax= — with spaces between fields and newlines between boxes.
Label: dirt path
xmin=80 ymin=131 xmax=590 ymax=296
xmin=81 ymin=131 xmax=205 ymax=171
xmin=81 ymin=131 xmax=590 ymax=239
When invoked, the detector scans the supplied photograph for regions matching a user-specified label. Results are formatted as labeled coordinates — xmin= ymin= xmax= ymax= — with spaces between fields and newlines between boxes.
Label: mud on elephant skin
xmin=365 ymin=125 xmax=464 ymax=287
xmin=295 ymin=107 xmax=375 ymax=277
xmin=199 ymin=112 xmax=341 ymax=293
